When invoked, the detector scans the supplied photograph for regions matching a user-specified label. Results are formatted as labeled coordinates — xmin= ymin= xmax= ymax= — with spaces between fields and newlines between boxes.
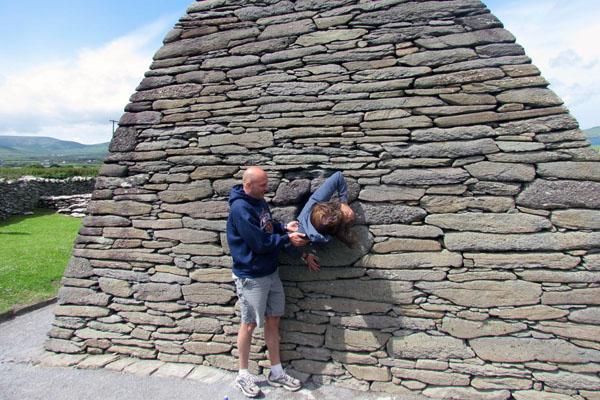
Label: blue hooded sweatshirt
xmin=226 ymin=184 xmax=290 ymax=279
xmin=298 ymin=171 xmax=349 ymax=245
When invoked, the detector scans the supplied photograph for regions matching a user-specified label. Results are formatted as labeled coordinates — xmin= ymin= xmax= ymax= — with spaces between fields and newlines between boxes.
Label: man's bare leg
xmin=264 ymin=316 xmax=281 ymax=367
xmin=237 ymin=322 xmax=256 ymax=370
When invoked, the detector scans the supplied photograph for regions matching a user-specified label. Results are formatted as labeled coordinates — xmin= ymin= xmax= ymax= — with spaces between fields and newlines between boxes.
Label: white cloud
xmin=489 ymin=0 xmax=600 ymax=128
xmin=0 ymin=17 xmax=172 ymax=144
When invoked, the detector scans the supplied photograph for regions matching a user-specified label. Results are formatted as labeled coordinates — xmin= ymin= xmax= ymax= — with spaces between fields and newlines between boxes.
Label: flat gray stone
xmin=119 ymin=111 xmax=161 ymax=126
xmin=87 ymin=200 xmax=151 ymax=216
xmin=497 ymin=88 xmax=563 ymax=106
xmin=63 ymin=257 xmax=95 ymax=279
xmin=489 ymin=305 xmax=568 ymax=321
xmin=182 ymin=283 xmax=234 ymax=304
xmin=536 ymin=321 xmax=600 ymax=342
xmin=155 ymin=27 xmax=260 ymax=59
xmin=386 ymin=138 xmax=498 ymax=158
xmin=513 ymin=390 xmax=576 ymax=400
xmin=333 ymin=96 xmax=441 ymax=112
xmin=465 ymin=161 xmax=535 ymax=182
xmin=426 ymin=212 xmax=551 ymax=233
xmin=297 ymin=297 xmax=391 ymax=314
xmin=542 ymin=288 xmax=600 ymax=305
xmin=569 ymin=308 xmax=600 ymax=324
xmin=183 ymin=342 xmax=231 ymax=355
xmin=392 ymin=367 xmax=470 ymax=386
xmin=119 ymin=312 xmax=174 ymax=327
xmin=388 ymin=333 xmax=475 ymax=360
xmin=383 ymin=168 xmax=470 ymax=185
xmin=176 ymin=316 xmax=221 ymax=334
xmin=441 ymin=317 xmax=527 ymax=339
xmin=533 ymin=371 xmax=600 ymax=390
xmin=464 ymin=252 xmax=580 ymax=269
xmin=421 ymin=195 xmax=514 ymax=213
xmin=58 ymin=288 xmax=110 ymax=307
xmin=399 ymin=48 xmax=477 ymax=67
xmin=353 ymin=202 xmax=426 ymax=224
xmin=354 ymin=0 xmax=483 ymax=25
xmin=537 ymin=161 xmax=600 ymax=181
xmin=519 ymin=180 xmax=600 ymax=209
xmin=357 ymin=251 xmax=462 ymax=269
xmin=470 ymin=337 xmax=600 ymax=363
xmin=44 ymin=338 xmax=84 ymax=354
xmin=416 ymin=280 xmax=541 ymax=307
xmin=358 ymin=185 xmax=425 ymax=202
xmin=517 ymin=270 xmax=600 ymax=283
xmin=259 ymin=19 xmax=316 ymax=40
xmin=158 ymin=181 xmax=213 ymax=203
xmin=273 ymin=179 xmax=310 ymax=205
xmin=411 ymin=125 xmax=496 ymax=141
xmin=416 ymin=28 xmax=515 ymax=49
xmin=369 ymin=224 xmax=443 ymax=238
xmin=333 ymin=315 xmax=435 ymax=331
xmin=109 ymin=127 xmax=138 ymax=152
xmin=325 ymin=326 xmax=390 ymax=352
xmin=299 ymin=280 xmax=415 ymax=304
xmin=423 ymin=387 xmax=510 ymax=400
xmin=98 ymin=278 xmax=133 ymax=297
xmin=415 ymin=68 xmax=505 ymax=88
xmin=154 ymin=228 xmax=218 ymax=244
xmin=445 ymin=231 xmax=600 ymax=252
xmin=552 ymin=209 xmax=600 ymax=229
xmin=296 ymin=28 xmax=367 ymax=46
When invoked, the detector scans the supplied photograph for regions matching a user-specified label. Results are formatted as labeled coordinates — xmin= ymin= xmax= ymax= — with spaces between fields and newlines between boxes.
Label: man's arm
xmin=231 ymin=204 xmax=289 ymax=254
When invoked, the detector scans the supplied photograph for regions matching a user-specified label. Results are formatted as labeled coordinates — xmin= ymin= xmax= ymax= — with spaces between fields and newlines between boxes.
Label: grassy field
xmin=0 ymin=164 xmax=99 ymax=180
xmin=0 ymin=210 xmax=81 ymax=313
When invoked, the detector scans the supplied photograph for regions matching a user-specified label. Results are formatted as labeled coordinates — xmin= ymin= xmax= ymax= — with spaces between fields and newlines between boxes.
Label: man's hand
xmin=304 ymin=253 xmax=320 ymax=271
xmin=340 ymin=203 xmax=355 ymax=223
xmin=286 ymin=221 xmax=299 ymax=232
xmin=288 ymin=232 xmax=309 ymax=247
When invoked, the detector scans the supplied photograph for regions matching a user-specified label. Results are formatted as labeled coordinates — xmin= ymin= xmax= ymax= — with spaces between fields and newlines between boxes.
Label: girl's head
xmin=310 ymin=200 xmax=357 ymax=247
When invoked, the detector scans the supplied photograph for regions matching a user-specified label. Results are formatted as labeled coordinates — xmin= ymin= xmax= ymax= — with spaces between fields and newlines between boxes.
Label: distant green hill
xmin=0 ymin=135 xmax=109 ymax=165
xmin=584 ymin=127 xmax=600 ymax=146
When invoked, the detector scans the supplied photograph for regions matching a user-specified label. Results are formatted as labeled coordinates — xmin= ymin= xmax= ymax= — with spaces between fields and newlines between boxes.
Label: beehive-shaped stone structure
xmin=47 ymin=0 xmax=600 ymax=397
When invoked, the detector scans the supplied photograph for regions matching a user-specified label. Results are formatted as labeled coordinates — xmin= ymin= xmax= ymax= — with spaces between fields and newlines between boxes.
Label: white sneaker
xmin=267 ymin=370 xmax=302 ymax=391
xmin=235 ymin=373 xmax=261 ymax=398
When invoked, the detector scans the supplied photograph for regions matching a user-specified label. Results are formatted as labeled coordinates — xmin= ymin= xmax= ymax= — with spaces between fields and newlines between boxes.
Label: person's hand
xmin=288 ymin=232 xmax=309 ymax=247
xmin=304 ymin=253 xmax=320 ymax=272
xmin=340 ymin=203 xmax=355 ymax=223
xmin=286 ymin=221 xmax=299 ymax=232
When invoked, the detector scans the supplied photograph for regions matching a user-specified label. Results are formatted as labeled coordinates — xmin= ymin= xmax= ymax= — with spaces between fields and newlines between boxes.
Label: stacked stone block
xmin=47 ymin=0 xmax=600 ymax=398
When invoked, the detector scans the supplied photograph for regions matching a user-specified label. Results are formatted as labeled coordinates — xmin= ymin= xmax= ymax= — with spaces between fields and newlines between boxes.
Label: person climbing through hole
xmin=296 ymin=171 xmax=358 ymax=271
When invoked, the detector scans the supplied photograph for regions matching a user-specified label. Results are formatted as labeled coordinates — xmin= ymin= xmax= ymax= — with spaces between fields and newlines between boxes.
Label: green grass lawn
xmin=0 ymin=164 xmax=99 ymax=180
xmin=0 ymin=210 xmax=81 ymax=313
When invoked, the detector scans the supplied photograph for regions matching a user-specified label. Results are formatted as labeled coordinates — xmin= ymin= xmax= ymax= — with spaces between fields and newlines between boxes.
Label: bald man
xmin=226 ymin=166 xmax=308 ymax=398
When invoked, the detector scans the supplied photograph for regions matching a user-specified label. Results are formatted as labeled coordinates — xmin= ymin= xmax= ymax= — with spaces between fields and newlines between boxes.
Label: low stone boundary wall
xmin=39 ymin=194 xmax=92 ymax=218
xmin=0 ymin=177 xmax=95 ymax=220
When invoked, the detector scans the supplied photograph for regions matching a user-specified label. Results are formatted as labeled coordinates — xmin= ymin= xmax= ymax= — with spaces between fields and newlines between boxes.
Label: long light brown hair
xmin=310 ymin=200 xmax=357 ymax=248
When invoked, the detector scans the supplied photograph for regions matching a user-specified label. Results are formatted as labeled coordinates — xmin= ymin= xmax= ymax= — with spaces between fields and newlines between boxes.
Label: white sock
xmin=270 ymin=363 xmax=283 ymax=378
xmin=238 ymin=368 xmax=250 ymax=377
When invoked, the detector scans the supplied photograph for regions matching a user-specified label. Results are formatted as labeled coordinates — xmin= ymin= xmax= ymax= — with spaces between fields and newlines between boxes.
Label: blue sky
xmin=0 ymin=0 xmax=598 ymax=144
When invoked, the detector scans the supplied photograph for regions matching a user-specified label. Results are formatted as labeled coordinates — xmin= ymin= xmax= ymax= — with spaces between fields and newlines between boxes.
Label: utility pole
xmin=110 ymin=120 xmax=118 ymax=136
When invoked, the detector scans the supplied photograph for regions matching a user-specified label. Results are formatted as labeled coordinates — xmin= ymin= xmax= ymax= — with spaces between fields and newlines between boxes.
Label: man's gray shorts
xmin=234 ymin=271 xmax=285 ymax=328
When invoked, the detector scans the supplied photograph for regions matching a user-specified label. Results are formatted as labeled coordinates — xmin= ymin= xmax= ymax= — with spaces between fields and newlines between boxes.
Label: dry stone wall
xmin=47 ymin=0 xmax=600 ymax=398
xmin=0 ymin=177 xmax=95 ymax=220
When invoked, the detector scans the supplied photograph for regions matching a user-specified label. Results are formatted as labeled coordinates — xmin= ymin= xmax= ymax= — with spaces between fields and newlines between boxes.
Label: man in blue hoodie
xmin=227 ymin=166 xmax=308 ymax=398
